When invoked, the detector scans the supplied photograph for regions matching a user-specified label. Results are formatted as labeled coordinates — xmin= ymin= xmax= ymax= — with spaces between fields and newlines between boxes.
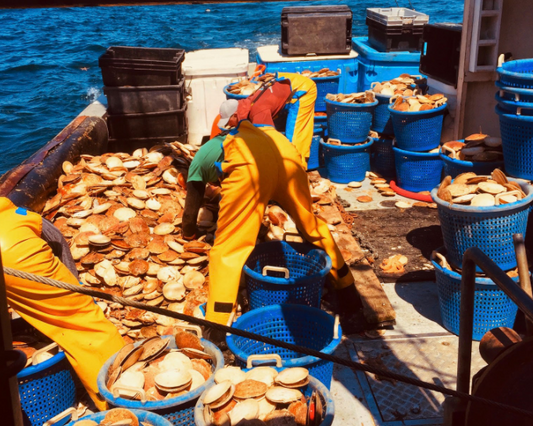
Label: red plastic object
xmin=390 ymin=180 xmax=433 ymax=202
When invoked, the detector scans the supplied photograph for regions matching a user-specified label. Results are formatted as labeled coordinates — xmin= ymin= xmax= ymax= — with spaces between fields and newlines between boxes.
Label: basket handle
xmin=283 ymin=231 xmax=303 ymax=243
xmin=514 ymin=106 xmax=533 ymax=116
xmin=441 ymin=145 xmax=458 ymax=159
xmin=431 ymin=250 xmax=451 ymax=270
xmin=176 ymin=324 xmax=203 ymax=338
xmin=42 ymin=407 xmax=78 ymax=426
xmin=333 ymin=315 xmax=340 ymax=340
xmin=262 ymin=266 xmax=290 ymax=279
xmin=246 ymin=354 xmax=283 ymax=368
xmin=112 ymin=384 xmax=147 ymax=404
xmin=498 ymin=87 xmax=522 ymax=102
xmin=327 ymin=138 xmax=341 ymax=145
xmin=495 ymin=190 xmax=523 ymax=205
xmin=32 ymin=342 xmax=58 ymax=366
xmin=370 ymin=81 xmax=380 ymax=89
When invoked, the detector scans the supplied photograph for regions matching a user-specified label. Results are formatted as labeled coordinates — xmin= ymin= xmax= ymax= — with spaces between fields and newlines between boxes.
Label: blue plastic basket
xmin=223 ymin=83 xmax=249 ymax=100
xmin=314 ymin=114 xmax=328 ymax=135
xmin=495 ymin=80 xmax=533 ymax=103
xmin=194 ymin=375 xmax=335 ymax=426
xmin=431 ymin=179 xmax=533 ymax=272
xmin=372 ymin=93 xmax=395 ymax=135
xmin=66 ymin=409 xmax=173 ymax=426
xmin=495 ymin=93 xmax=533 ymax=116
xmin=496 ymin=105 xmax=533 ymax=180
xmin=17 ymin=351 xmax=76 ymax=426
xmin=325 ymin=98 xmax=378 ymax=143
xmin=312 ymin=73 xmax=341 ymax=112
xmin=308 ymin=135 xmax=323 ymax=170
xmin=371 ymin=136 xmax=395 ymax=178
xmin=439 ymin=146 xmax=504 ymax=179
xmin=388 ymin=103 xmax=447 ymax=151
xmin=97 ymin=337 xmax=224 ymax=426
xmin=393 ymin=144 xmax=443 ymax=192
xmin=226 ymin=304 xmax=342 ymax=389
xmin=320 ymin=137 xmax=373 ymax=183
xmin=497 ymin=59 xmax=533 ymax=89
xmin=244 ymin=241 xmax=332 ymax=310
xmin=432 ymin=248 xmax=519 ymax=341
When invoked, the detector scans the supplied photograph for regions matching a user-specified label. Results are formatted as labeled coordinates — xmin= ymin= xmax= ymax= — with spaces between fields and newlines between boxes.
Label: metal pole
xmin=512 ymin=233 xmax=533 ymax=337
xmin=0 ymin=247 xmax=24 ymax=426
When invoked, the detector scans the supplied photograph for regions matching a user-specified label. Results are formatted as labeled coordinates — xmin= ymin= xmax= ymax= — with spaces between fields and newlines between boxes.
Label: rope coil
xmin=4 ymin=266 xmax=533 ymax=419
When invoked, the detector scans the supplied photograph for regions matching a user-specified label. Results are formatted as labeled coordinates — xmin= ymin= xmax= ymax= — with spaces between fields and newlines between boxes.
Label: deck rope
xmin=4 ymin=266 xmax=533 ymax=419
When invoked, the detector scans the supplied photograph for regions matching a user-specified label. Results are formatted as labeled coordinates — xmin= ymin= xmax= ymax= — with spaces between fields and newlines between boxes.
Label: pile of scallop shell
xmin=42 ymin=144 xmax=216 ymax=342
xmin=371 ymin=74 xmax=421 ymax=97
xmin=299 ymin=68 xmax=339 ymax=78
xmin=432 ymin=249 xmax=519 ymax=278
xmin=326 ymin=91 xmax=376 ymax=104
xmin=226 ymin=79 xmax=263 ymax=96
xmin=441 ymin=131 xmax=503 ymax=162
xmin=203 ymin=366 xmax=323 ymax=426
xmin=436 ymin=169 xmax=526 ymax=207
xmin=73 ymin=408 xmax=154 ymax=426
xmin=106 ymin=330 xmax=213 ymax=402
xmin=390 ymin=94 xmax=447 ymax=112
xmin=13 ymin=335 xmax=60 ymax=368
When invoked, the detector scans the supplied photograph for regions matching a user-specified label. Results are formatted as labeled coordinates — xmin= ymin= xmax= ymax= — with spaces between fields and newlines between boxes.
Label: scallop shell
xmin=265 ymin=386 xmax=303 ymax=404
xmin=234 ymin=379 xmax=268 ymax=399
xmin=114 ymin=207 xmax=137 ymax=222
xmin=471 ymin=193 xmax=496 ymax=207
xmin=204 ymin=381 xmax=235 ymax=408
xmin=230 ymin=399 xmax=260 ymax=424
xmin=215 ymin=366 xmax=247 ymax=385
xmin=154 ymin=369 xmax=192 ymax=392
xmin=274 ymin=368 xmax=309 ymax=388
xmin=163 ymin=281 xmax=186 ymax=301
xmin=478 ymin=181 xmax=506 ymax=195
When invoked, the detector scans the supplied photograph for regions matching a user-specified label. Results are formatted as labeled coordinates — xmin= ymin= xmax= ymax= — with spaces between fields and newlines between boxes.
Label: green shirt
xmin=187 ymin=135 xmax=225 ymax=184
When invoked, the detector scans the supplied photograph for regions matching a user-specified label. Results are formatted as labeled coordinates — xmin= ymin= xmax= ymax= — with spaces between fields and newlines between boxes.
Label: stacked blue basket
xmin=243 ymin=241 xmax=331 ymax=310
xmin=312 ymin=72 xmax=341 ymax=112
xmin=325 ymin=98 xmax=377 ymax=143
xmin=371 ymin=135 xmax=395 ymax=178
xmin=226 ymin=304 xmax=342 ymax=389
xmin=97 ymin=337 xmax=224 ymax=426
xmin=320 ymin=137 xmax=374 ymax=183
xmin=393 ymin=143 xmax=443 ymax=192
xmin=372 ymin=92 xmax=395 ymax=135
xmin=431 ymin=247 xmax=519 ymax=341
xmin=495 ymin=60 xmax=533 ymax=179
xmin=65 ymin=409 xmax=173 ymax=426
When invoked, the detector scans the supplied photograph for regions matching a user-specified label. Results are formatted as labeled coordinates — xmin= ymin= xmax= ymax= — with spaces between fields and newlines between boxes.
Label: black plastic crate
xmin=104 ymin=81 xmax=185 ymax=114
xmin=100 ymin=46 xmax=185 ymax=66
xmin=108 ymin=134 xmax=188 ymax=154
xmin=420 ymin=23 xmax=462 ymax=87
xmin=107 ymin=106 xmax=187 ymax=139
xmin=366 ymin=18 xmax=425 ymax=52
xmin=281 ymin=6 xmax=352 ymax=56
xmin=101 ymin=65 xmax=183 ymax=87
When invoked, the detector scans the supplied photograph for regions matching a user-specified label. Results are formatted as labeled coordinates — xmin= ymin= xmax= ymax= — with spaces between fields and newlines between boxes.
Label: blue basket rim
xmin=439 ymin=152 xmax=504 ymax=168
xmin=226 ymin=304 xmax=342 ymax=368
xmin=223 ymin=83 xmax=249 ymax=99
xmin=17 ymin=350 xmax=66 ymax=379
xmin=431 ymin=247 xmax=523 ymax=285
xmin=324 ymin=98 xmax=378 ymax=108
xmin=320 ymin=137 xmax=374 ymax=150
xmin=97 ymin=337 xmax=224 ymax=409
xmin=495 ymin=80 xmax=533 ymax=96
xmin=66 ymin=409 xmax=173 ymax=426
xmin=430 ymin=177 xmax=533 ymax=212
xmin=243 ymin=241 xmax=332 ymax=285
xmin=387 ymin=102 xmax=447 ymax=116
xmin=497 ymin=59 xmax=533 ymax=80
xmin=495 ymin=93 xmax=533 ymax=109
xmin=495 ymin=104 xmax=533 ymax=121
xmin=392 ymin=144 xmax=441 ymax=158
xmin=194 ymin=376 xmax=335 ymax=426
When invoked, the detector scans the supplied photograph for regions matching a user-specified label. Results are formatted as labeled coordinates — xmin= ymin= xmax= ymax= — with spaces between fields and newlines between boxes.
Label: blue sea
xmin=0 ymin=1 xmax=463 ymax=174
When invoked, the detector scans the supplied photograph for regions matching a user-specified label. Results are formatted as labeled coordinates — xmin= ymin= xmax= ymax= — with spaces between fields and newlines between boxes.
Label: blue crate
xmin=431 ymin=178 xmax=533 ymax=272
xmin=372 ymin=93 xmax=395 ymax=135
xmin=495 ymin=80 xmax=533 ymax=103
xmin=496 ymin=105 xmax=533 ymax=180
xmin=325 ymin=98 xmax=377 ymax=143
xmin=97 ymin=337 xmax=224 ymax=426
xmin=226 ymin=304 xmax=342 ymax=389
xmin=17 ymin=351 xmax=76 ymax=426
xmin=321 ymin=137 xmax=373 ymax=183
xmin=393 ymin=145 xmax=443 ymax=192
xmin=195 ymin=376 xmax=335 ymax=426
xmin=371 ymin=136 xmax=396 ymax=178
xmin=497 ymin=59 xmax=533 ymax=89
xmin=244 ymin=241 xmax=331 ymax=310
xmin=389 ymin=103 xmax=447 ymax=152
xmin=223 ymin=83 xmax=249 ymax=100
xmin=352 ymin=37 xmax=422 ymax=92
xmin=66 ymin=409 xmax=173 ymax=426
xmin=432 ymin=247 xmax=519 ymax=341
xmin=313 ymin=73 xmax=341 ymax=112
xmin=256 ymin=46 xmax=359 ymax=94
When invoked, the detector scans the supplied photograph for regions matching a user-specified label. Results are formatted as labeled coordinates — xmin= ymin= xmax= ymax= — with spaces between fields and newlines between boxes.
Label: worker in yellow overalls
xmin=182 ymin=115 xmax=359 ymax=328
xmin=0 ymin=197 xmax=124 ymax=410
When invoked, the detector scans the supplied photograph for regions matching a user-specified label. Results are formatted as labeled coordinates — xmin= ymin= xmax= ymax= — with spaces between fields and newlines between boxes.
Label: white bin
xmin=427 ymin=77 xmax=457 ymax=142
xmin=183 ymin=48 xmax=249 ymax=146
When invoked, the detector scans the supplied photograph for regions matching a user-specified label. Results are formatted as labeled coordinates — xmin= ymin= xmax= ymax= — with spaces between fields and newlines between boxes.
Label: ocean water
xmin=0 ymin=1 xmax=463 ymax=174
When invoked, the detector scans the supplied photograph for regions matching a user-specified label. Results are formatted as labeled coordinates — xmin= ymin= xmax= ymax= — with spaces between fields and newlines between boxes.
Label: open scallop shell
xmin=471 ymin=193 xmax=496 ymax=207
xmin=478 ymin=181 xmax=506 ymax=195
xmin=215 ymin=366 xmax=247 ymax=385
xmin=230 ymin=399 xmax=260 ymax=424
xmin=154 ymin=369 xmax=192 ymax=392
xmin=265 ymin=386 xmax=303 ymax=404
xmin=274 ymin=367 xmax=309 ymax=388
xmin=204 ymin=381 xmax=235 ymax=408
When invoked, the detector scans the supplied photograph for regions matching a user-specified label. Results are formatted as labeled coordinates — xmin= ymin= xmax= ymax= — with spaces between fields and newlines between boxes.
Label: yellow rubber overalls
xmin=0 ymin=198 xmax=124 ymax=410
xmin=206 ymin=121 xmax=354 ymax=325
xmin=278 ymin=72 xmax=317 ymax=169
